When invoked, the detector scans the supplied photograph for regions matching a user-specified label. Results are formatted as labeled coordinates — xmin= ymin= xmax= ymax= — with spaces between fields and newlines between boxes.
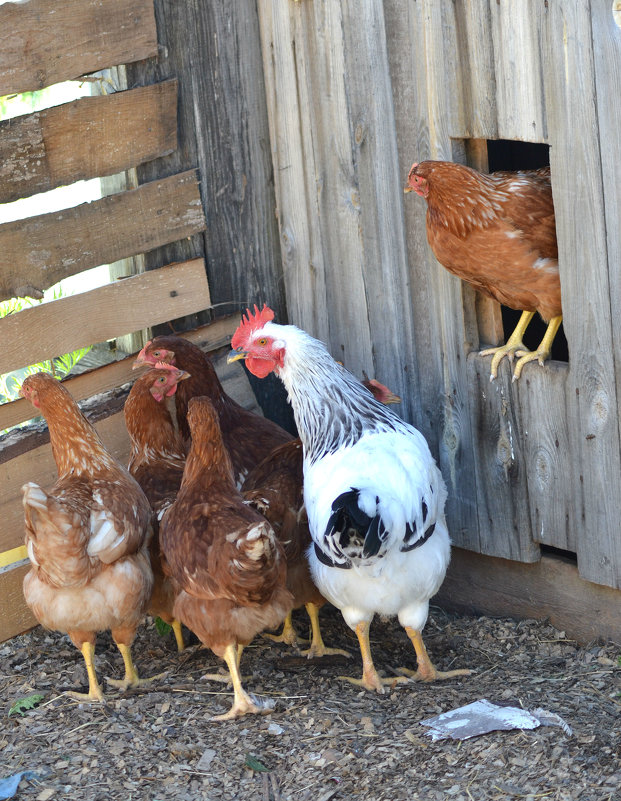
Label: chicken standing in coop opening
xmin=19 ymin=372 xmax=153 ymax=702
xmin=405 ymin=160 xmax=561 ymax=382
xmin=229 ymin=305 xmax=471 ymax=693
xmin=159 ymin=396 xmax=292 ymax=720
xmin=124 ymin=363 xmax=191 ymax=652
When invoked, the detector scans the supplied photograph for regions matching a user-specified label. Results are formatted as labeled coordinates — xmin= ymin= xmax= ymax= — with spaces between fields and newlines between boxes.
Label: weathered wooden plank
xmin=0 ymin=315 xmax=239 ymax=433
xmin=0 ymin=259 xmax=211 ymax=376
xmin=124 ymin=0 xmax=286 ymax=331
xmin=515 ymin=361 xmax=576 ymax=553
xmin=385 ymin=0 xmax=482 ymax=551
xmin=0 ymin=81 xmax=178 ymax=204
xmin=443 ymin=0 xmax=498 ymax=140
xmin=338 ymin=0 xmax=421 ymax=413
xmin=591 ymin=0 xmax=621 ymax=575
xmin=542 ymin=2 xmax=621 ymax=589
xmin=467 ymin=355 xmax=539 ymax=562
xmin=0 ymin=0 xmax=158 ymax=97
xmin=489 ymin=1 xmax=548 ymax=142
xmin=437 ymin=548 xmax=621 ymax=646
xmin=0 ymin=563 xmax=36 ymax=644
xmin=0 ymin=171 xmax=205 ymax=302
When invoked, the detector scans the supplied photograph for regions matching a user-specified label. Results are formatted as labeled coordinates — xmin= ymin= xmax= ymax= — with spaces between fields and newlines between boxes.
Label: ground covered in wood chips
xmin=1 ymin=606 xmax=620 ymax=801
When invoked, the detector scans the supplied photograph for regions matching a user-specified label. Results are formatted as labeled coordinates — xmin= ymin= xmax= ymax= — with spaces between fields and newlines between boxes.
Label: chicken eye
xmin=257 ymin=338 xmax=268 ymax=346
xmin=158 ymin=376 xmax=166 ymax=383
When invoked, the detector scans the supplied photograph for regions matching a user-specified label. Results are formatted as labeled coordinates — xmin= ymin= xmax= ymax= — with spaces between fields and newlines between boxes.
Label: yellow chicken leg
xmin=68 ymin=641 xmax=105 ymax=703
xmin=263 ymin=612 xmax=307 ymax=647
xmin=301 ymin=603 xmax=350 ymax=659
xmin=339 ymin=621 xmax=408 ymax=693
xmin=513 ymin=315 xmax=562 ymax=381
xmin=480 ymin=310 xmax=535 ymax=380
xmin=106 ymin=643 xmax=164 ymax=690
xmin=397 ymin=626 xmax=473 ymax=682
xmin=210 ymin=643 xmax=267 ymax=721
xmin=172 ymin=619 xmax=185 ymax=652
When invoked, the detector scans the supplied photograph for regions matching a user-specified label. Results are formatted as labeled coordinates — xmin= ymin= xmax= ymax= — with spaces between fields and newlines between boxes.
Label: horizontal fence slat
xmin=0 ymin=259 xmax=211 ymax=376
xmin=0 ymin=563 xmax=36 ymax=643
xmin=0 ymin=316 xmax=238 ymax=433
xmin=0 ymin=0 xmax=158 ymax=97
xmin=0 ymin=81 xmax=178 ymax=204
xmin=0 ymin=171 xmax=206 ymax=302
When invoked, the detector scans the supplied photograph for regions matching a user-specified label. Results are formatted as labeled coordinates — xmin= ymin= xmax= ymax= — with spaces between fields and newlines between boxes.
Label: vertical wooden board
xmin=336 ymin=0 xmax=421 ymax=409
xmin=257 ymin=0 xmax=331 ymax=341
xmin=516 ymin=363 xmax=576 ymax=553
xmin=543 ymin=2 xmax=621 ymax=588
xmin=384 ymin=0 xmax=483 ymax=550
xmin=124 ymin=0 xmax=286 ymax=332
xmin=591 ymin=4 xmax=621 ymax=511
xmin=467 ymin=355 xmax=539 ymax=562
xmin=0 ymin=0 xmax=158 ymax=97
xmin=489 ymin=2 xmax=548 ymax=142
xmin=443 ymin=0 xmax=499 ymax=140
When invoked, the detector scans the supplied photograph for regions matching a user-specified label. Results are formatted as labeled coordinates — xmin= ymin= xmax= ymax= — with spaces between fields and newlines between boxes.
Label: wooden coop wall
xmin=258 ymin=0 xmax=621 ymax=601
xmin=0 ymin=0 xmax=267 ymax=642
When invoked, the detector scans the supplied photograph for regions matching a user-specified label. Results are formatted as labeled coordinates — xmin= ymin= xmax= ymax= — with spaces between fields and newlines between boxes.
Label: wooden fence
xmin=0 ymin=0 xmax=261 ymax=641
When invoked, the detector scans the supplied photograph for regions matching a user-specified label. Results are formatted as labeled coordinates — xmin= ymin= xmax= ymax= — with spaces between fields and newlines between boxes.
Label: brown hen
xmin=406 ymin=160 xmax=560 ymax=381
xmin=133 ymin=335 xmax=293 ymax=484
xmin=159 ymin=396 xmax=292 ymax=720
xmin=124 ymin=364 xmax=190 ymax=652
xmin=20 ymin=372 xmax=153 ymax=702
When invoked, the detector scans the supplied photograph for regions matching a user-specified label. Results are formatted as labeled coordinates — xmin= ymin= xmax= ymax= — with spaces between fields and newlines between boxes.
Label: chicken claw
xmin=338 ymin=621 xmax=405 ymax=694
xmin=301 ymin=603 xmax=351 ymax=659
xmin=396 ymin=627 xmax=473 ymax=683
xmin=480 ymin=310 xmax=535 ymax=380
xmin=263 ymin=612 xmax=308 ymax=647
xmin=105 ymin=643 xmax=164 ymax=691
xmin=210 ymin=643 xmax=271 ymax=721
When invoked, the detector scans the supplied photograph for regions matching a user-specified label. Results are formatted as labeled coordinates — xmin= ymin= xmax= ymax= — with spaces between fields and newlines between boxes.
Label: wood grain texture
xmin=385 ymin=0 xmax=482 ymax=551
xmin=0 ymin=259 xmax=211 ymax=376
xmin=437 ymin=548 xmax=621 ymax=646
xmin=0 ymin=81 xmax=178 ymax=204
xmin=0 ymin=564 xmax=36 ymax=644
xmin=0 ymin=171 xmax=205 ymax=302
xmin=489 ymin=0 xmax=548 ymax=142
xmin=124 ymin=0 xmax=286 ymax=324
xmin=0 ymin=0 xmax=158 ymax=96
xmin=542 ymin=1 xmax=621 ymax=589
xmin=0 ymin=315 xmax=239 ymax=434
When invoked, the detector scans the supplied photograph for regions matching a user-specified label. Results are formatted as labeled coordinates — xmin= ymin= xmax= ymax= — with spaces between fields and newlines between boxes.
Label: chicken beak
xmin=227 ymin=349 xmax=247 ymax=364
xmin=403 ymin=185 xmax=413 ymax=194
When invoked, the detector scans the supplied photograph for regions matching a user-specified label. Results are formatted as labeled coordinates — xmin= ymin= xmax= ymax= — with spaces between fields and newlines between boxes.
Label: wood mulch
xmin=1 ymin=605 xmax=620 ymax=801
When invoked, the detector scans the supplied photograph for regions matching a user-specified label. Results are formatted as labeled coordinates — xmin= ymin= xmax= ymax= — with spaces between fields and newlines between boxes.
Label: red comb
xmin=231 ymin=304 xmax=275 ymax=350
xmin=154 ymin=361 xmax=179 ymax=373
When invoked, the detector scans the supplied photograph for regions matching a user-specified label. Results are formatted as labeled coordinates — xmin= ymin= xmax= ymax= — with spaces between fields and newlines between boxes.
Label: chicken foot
xmin=67 ymin=641 xmax=105 ymax=703
xmin=210 ymin=643 xmax=268 ymax=721
xmin=263 ymin=612 xmax=308 ymax=647
xmin=480 ymin=310 xmax=535 ymax=381
xmin=301 ymin=603 xmax=350 ymax=659
xmin=106 ymin=643 xmax=164 ymax=691
xmin=512 ymin=315 xmax=562 ymax=382
xmin=395 ymin=626 xmax=473 ymax=682
xmin=338 ymin=621 xmax=408 ymax=694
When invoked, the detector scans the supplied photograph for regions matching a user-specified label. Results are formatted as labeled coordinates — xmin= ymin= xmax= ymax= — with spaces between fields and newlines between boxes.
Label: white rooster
xmin=228 ymin=305 xmax=470 ymax=693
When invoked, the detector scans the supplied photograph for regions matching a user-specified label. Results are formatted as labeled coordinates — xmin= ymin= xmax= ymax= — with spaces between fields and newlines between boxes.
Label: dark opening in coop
xmin=485 ymin=139 xmax=568 ymax=365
